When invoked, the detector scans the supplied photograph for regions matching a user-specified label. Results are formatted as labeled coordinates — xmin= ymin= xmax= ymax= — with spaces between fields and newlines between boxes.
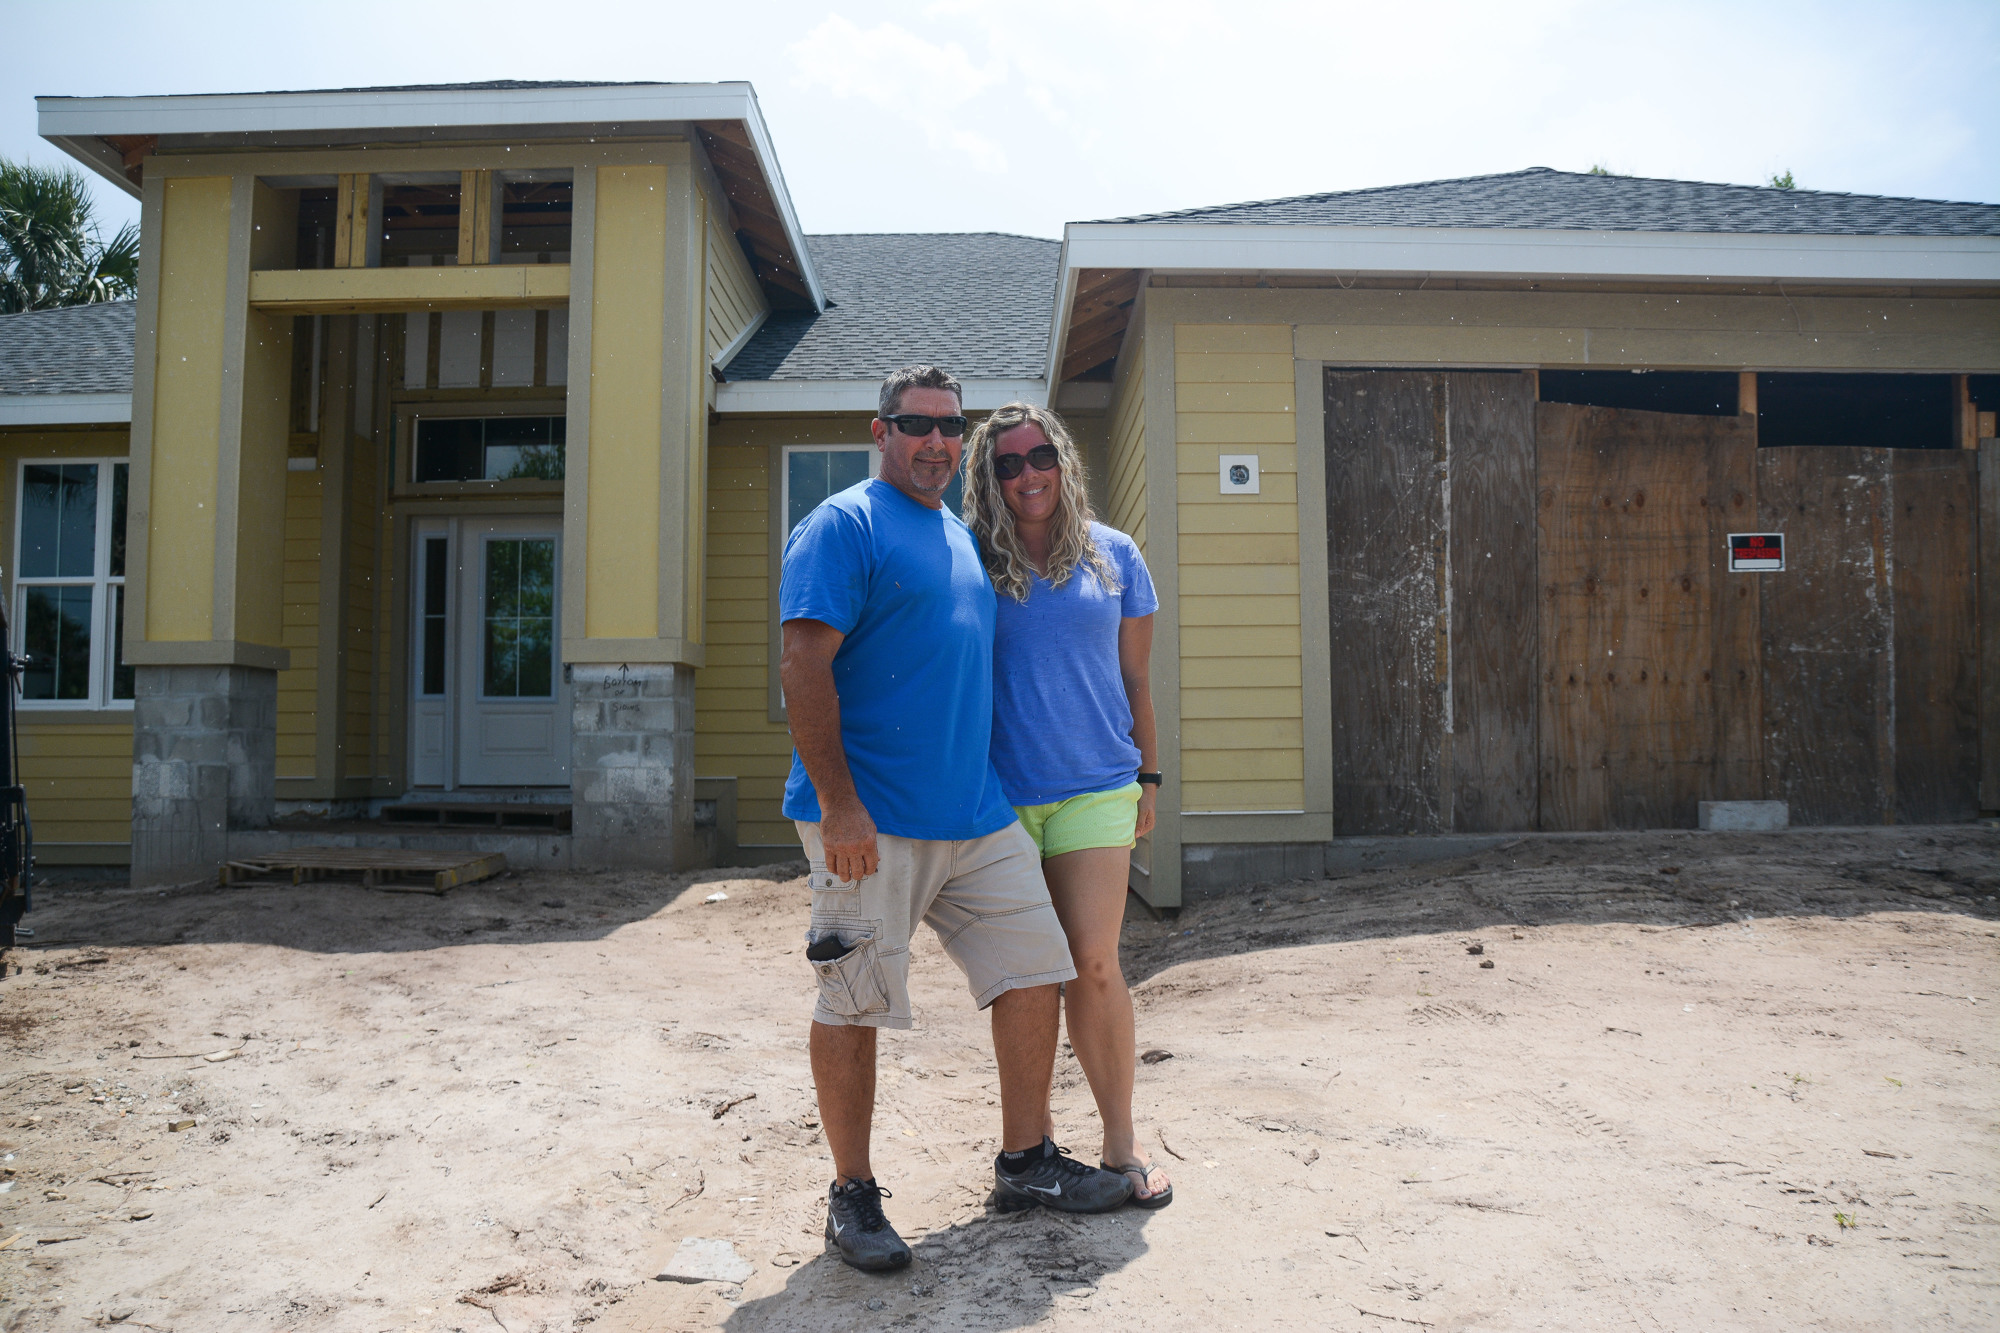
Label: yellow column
xmin=132 ymin=176 xmax=295 ymax=664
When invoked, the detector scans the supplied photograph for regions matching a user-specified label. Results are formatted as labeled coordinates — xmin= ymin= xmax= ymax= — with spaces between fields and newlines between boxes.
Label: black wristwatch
xmin=1136 ymin=772 xmax=1163 ymax=786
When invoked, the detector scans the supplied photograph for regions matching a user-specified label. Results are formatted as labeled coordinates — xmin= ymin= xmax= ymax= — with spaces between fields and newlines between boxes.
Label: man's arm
xmin=780 ymin=617 xmax=879 ymax=882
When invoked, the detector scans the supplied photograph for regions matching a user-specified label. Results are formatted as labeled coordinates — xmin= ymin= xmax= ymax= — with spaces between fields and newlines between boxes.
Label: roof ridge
xmin=806 ymin=231 xmax=1058 ymax=242
xmin=1090 ymin=166 xmax=2000 ymax=226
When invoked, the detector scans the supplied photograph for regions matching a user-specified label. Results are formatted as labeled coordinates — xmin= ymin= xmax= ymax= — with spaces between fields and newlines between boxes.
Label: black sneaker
xmin=990 ymin=1138 xmax=1133 ymax=1214
xmin=825 ymin=1178 xmax=912 ymax=1272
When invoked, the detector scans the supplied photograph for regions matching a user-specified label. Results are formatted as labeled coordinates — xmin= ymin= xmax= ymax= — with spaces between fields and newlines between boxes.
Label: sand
xmin=1 ymin=825 xmax=1995 ymax=1332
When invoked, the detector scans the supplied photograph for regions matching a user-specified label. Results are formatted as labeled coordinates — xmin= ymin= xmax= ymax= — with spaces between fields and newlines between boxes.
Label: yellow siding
xmin=1107 ymin=324 xmax=1148 ymax=551
xmin=277 ymin=468 xmax=320 ymax=779
xmin=20 ymin=720 xmax=131 ymax=849
xmin=1174 ymin=323 xmax=1301 ymax=811
xmin=342 ymin=432 xmax=379 ymax=779
xmin=695 ymin=415 xmax=873 ymax=849
xmin=0 ymin=429 xmax=135 ymax=857
xmin=703 ymin=196 xmax=767 ymax=365
xmin=145 ymin=176 xmax=233 ymax=642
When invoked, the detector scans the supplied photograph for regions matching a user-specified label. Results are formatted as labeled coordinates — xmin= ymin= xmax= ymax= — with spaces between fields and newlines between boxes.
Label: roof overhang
xmin=37 ymin=82 xmax=824 ymax=310
xmin=0 ymin=392 xmax=132 ymax=427
xmin=1048 ymin=221 xmax=2000 ymax=384
xmin=715 ymin=378 xmax=1047 ymax=415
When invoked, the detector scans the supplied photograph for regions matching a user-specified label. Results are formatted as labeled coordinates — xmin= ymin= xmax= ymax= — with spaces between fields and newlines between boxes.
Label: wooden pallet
xmin=381 ymin=803 xmax=571 ymax=831
xmin=218 ymin=849 xmax=506 ymax=895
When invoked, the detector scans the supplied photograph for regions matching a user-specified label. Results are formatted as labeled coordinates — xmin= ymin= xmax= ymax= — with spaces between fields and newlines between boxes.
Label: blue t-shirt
xmin=990 ymin=523 xmax=1159 ymax=806
xmin=780 ymin=478 xmax=1017 ymax=841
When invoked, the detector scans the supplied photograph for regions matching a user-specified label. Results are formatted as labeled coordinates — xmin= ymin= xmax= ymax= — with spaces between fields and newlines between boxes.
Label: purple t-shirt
xmin=989 ymin=523 xmax=1158 ymax=806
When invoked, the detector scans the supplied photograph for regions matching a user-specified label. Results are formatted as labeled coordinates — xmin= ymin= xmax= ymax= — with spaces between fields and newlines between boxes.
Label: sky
xmin=6 ymin=0 xmax=1996 ymax=243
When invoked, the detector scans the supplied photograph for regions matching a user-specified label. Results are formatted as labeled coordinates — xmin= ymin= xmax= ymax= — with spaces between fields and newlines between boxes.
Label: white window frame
xmin=12 ymin=457 xmax=131 ymax=711
xmin=778 ymin=443 xmax=879 ymax=541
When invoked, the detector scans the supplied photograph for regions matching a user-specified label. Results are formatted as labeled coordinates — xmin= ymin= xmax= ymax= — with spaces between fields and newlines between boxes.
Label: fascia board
xmin=1062 ymin=222 xmax=2000 ymax=285
xmin=36 ymin=82 xmax=760 ymax=140
xmin=0 ymin=392 xmax=133 ymax=426
xmin=39 ymin=82 xmax=826 ymax=308
xmin=1044 ymin=246 xmax=1078 ymax=386
xmin=715 ymin=378 xmax=1047 ymax=414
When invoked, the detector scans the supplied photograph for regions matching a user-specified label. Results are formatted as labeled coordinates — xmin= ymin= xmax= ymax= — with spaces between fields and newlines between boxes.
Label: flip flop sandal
xmin=1103 ymin=1160 xmax=1174 ymax=1210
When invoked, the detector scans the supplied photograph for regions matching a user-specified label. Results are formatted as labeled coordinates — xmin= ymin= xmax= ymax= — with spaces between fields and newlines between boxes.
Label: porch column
xmin=561 ymin=151 xmax=708 ymax=869
xmin=126 ymin=175 xmax=295 ymax=883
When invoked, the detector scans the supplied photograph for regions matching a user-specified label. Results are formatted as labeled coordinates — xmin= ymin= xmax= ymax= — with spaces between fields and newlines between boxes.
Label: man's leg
xmin=810 ymin=1019 xmax=877 ymax=1184
xmin=989 ymin=982 xmax=1060 ymax=1153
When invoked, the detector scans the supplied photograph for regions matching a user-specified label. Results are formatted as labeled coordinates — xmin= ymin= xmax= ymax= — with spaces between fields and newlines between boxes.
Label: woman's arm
xmin=1118 ymin=613 xmax=1158 ymax=839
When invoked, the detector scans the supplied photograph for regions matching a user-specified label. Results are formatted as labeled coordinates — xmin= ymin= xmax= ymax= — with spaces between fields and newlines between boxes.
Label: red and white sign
xmin=1728 ymin=532 xmax=1784 ymax=572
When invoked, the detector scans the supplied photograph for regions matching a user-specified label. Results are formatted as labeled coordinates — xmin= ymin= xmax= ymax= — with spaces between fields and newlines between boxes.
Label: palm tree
xmin=0 ymin=157 xmax=139 ymax=314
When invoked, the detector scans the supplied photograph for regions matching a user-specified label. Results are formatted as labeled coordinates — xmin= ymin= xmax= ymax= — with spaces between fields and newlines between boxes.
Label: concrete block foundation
xmin=569 ymin=663 xmax=698 ymax=869
xmin=131 ymin=664 xmax=278 ymax=886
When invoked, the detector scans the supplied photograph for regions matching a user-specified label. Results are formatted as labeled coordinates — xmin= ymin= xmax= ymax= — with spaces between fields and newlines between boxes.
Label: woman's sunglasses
xmin=992 ymin=444 xmax=1061 ymax=480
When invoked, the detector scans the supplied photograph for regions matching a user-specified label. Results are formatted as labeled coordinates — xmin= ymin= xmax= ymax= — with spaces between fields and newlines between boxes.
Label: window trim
xmin=391 ymin=399 xmax=568 ymax=498
xmin=13 ymin=457 xmax=132 ymax=711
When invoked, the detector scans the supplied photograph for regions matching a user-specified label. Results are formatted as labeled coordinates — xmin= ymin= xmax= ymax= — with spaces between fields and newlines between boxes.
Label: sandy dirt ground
xmin=1 ymin=825 xmax=1996 ymax=1333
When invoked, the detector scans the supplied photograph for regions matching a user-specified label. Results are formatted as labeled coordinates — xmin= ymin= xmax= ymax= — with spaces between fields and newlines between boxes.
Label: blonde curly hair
xmin=962 ymin=402 xmax=1120 ymax=604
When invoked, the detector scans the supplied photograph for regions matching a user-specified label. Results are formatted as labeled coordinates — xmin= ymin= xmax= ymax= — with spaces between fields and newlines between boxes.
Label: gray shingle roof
xmin=1098 ymin=167 xmax=2000 ymax=237
xmin=0 ymin=301 xmax=134 ymax=396
xmin=723 ymin=234 xmax=1057 ymax=382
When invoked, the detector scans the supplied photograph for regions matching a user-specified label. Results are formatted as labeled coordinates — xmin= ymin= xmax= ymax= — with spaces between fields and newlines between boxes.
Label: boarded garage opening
xmin=1323 ymin=367 xmax=1984 ymax=834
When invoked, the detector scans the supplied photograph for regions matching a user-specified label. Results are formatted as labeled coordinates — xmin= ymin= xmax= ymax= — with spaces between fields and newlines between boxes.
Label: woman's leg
xmin=1041 ymin=845 xmax=1162 ymax=1191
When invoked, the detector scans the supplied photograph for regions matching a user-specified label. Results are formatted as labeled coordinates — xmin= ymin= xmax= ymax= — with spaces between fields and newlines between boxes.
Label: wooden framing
xmin=456 ymin=169 xmax=502 ymax=267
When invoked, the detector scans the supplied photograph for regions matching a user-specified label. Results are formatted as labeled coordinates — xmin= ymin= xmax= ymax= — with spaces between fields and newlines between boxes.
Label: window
xmin=779 ymin=445 xmax=965 ymax=537
xmin=15 ymin=459 xmax=131 ymax=708
xmin=1756 ymin=372 xmax=1954 ymax=450
xmin=481 ymin=537 xmax=554 ymax=699
xmin=412 ymin=415 xmax=566 ymax=483
xmin=1539 ymin=369 xmax=1739 ymax=417
xmin=418 ymin=535 xmax=449 ymax=697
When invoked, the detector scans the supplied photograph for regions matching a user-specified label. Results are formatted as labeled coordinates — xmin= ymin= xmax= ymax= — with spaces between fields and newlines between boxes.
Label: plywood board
xmin=1890 ymin=450 xmax=1983 ymax=823
xmin=1325 ymin=370 xmax=1445 ymax=834
xmin=1536 ymin=403 xmax=1761 ymax=831
xmin=1756 ymin=448 xmax=1894 ymax=825
xmin=1445 ymin=372 xmax=1540 ymax=832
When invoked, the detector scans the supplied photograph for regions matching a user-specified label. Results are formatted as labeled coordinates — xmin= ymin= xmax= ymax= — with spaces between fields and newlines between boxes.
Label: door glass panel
xmin=21 ymin=463 xmax=98 ymax=578
xmin=482 ymin=538 xmax=554 ymax=698
xmin=420 ymin=536 xmax=449 ymax=696
xmin=23 ymin=585 xmax=93 ymax=700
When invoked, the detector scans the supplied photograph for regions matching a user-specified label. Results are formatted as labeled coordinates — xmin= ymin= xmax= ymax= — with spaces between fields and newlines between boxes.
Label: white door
xmin=409 ymin=516 xmax=570 ymax=789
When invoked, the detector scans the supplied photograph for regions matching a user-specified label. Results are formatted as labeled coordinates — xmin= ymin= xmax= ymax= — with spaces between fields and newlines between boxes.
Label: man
xmin=780 ymin=365 xmax=1132 ymax=1273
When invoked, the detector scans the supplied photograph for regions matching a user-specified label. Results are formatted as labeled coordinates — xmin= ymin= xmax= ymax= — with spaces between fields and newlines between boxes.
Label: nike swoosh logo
xmin=1024 ymin=1182 xmax=1062 ymax=1198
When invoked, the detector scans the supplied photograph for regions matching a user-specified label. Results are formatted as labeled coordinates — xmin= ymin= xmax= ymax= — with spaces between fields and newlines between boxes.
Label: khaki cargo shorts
xmin=796 ymin=819 xmax=1076 ymax=1030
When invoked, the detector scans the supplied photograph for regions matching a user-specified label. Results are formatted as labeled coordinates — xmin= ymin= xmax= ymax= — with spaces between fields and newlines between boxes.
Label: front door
xmin=409 ymin=515 xmax=570 ymax=789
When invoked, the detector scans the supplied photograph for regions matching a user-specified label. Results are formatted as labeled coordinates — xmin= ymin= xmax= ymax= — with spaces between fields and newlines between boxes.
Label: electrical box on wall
xmin=1218 ymin=453 xmax=1260 ymax=495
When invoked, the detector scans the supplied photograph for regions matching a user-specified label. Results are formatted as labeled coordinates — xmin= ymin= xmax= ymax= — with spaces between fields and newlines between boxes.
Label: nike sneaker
xmin=824 ymin=1178 xmax=913 ymax=1272
xmin=990 ymin=1137 xmax=1133 ymax=1214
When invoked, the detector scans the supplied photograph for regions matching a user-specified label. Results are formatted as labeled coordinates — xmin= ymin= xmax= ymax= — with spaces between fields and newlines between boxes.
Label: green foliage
xmin=1768 ymin=170 xmax=1796 ymax=190
xmin=0 ymin=156 xmax=139 ymax=314
xmin=1586 ymin=163 xmax=1625 ymax=177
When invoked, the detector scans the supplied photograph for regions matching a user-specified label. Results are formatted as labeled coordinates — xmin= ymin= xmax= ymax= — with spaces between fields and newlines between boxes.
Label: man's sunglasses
xmin=991 ymin=444 xmax=1061 ymax=480
xmin=880 ymin=413 xmax=968 ymax=439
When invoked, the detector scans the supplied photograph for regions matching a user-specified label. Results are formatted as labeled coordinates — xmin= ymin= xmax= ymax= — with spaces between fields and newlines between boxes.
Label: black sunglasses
xmin=880 ymin=413 xmax=968 ymax=439
xmin=992 ymin=444 xmax=1061 ymax=480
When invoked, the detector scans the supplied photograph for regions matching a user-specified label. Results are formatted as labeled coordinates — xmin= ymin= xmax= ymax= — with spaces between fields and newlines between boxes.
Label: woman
xmin=962 ymin=402 xmax=1172 ymax=1208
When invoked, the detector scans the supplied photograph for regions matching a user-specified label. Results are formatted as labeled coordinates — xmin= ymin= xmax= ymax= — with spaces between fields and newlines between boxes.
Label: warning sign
xmin=1728 ymin=532 xmax=1784 ymax=572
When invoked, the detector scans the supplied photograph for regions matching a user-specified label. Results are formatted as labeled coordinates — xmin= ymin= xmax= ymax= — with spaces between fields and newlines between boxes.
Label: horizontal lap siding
xmin=343 ymin=434 xmax=378 ymax=779
xmin=1107 ymin=326 xmax=1147 ymax=551
xmin=1175 ymin=323 xmax=1301 ymax=812
xmin=704 ymin=204 xmax=766 ymax=365
xmin=697 ymin=436 xmax=797 ymax=849
xmin=278 ymin=469 xmax=321 ymax=777
xmin=20 ymin=720 xmax=131 ymax=846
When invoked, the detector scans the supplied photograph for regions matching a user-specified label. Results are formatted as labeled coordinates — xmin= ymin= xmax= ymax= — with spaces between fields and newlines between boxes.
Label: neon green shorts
xmin=1013 ymin=783 xmax=1142 ymax=859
